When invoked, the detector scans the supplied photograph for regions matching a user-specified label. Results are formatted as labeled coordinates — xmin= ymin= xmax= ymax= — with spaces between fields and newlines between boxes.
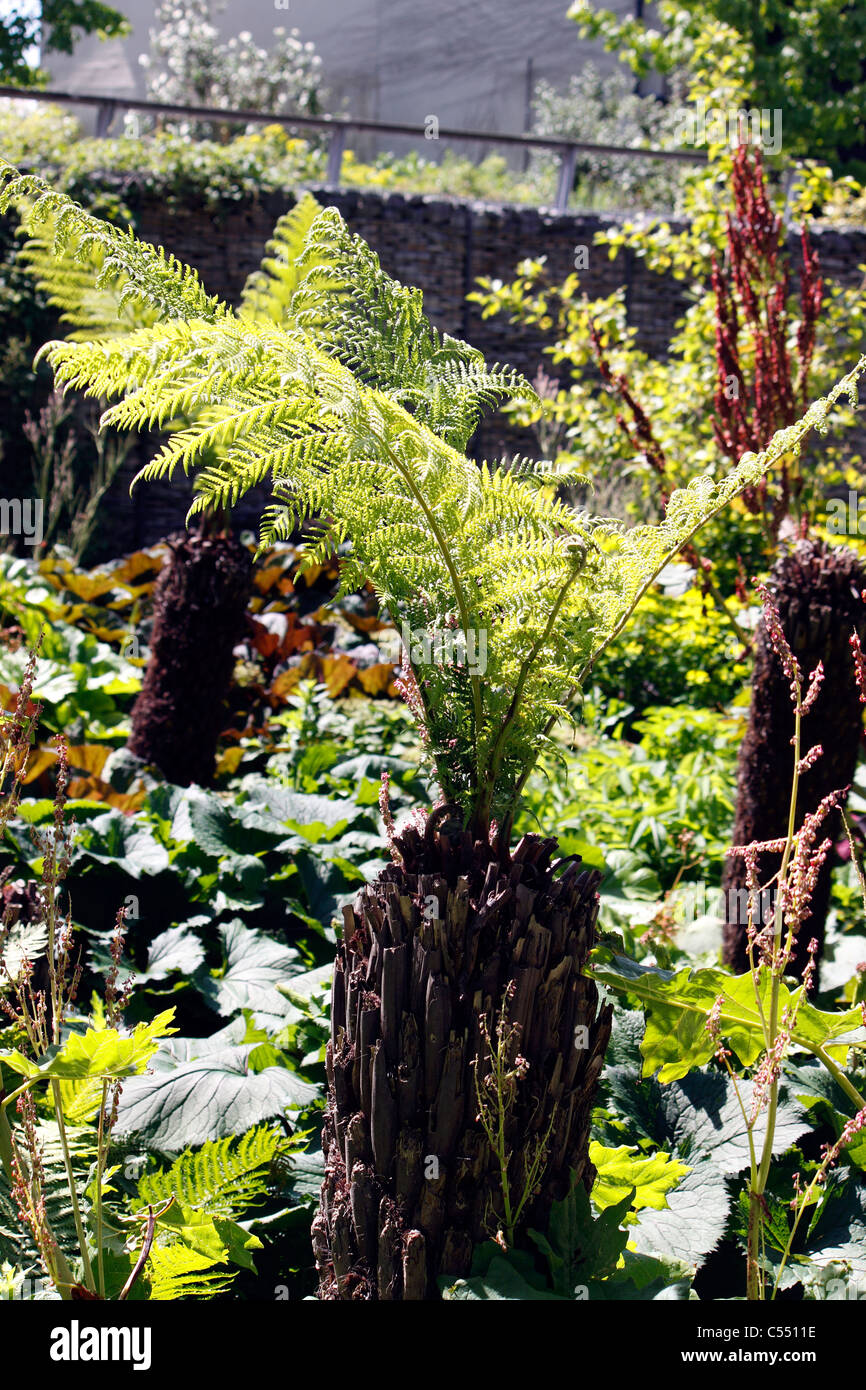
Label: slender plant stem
xmin=50 ymin=1076 xmax=95 ymax=1295
xmin=375 ymin=430 xmax=484 ymax=776
xmin=95 ymin=1081 xmax=108 ymax=1299
xmin=0 ymin=1076 xmax=14 ymax=1188
xmin=812 ymin=1046 xmax=866 ymax=1113
xmin=119 ymin=1204 xmax=161 ymax=1301
xmin=747 ymin=689 xmax=803 ymax=1299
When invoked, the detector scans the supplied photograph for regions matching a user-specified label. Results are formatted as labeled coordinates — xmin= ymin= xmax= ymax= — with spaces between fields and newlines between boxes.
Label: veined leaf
xmin=153 ymin=1200 xmax=263 ymax=1273
xmin=589 ymin=1140 xmax=689 ymax=1212
xmin=0 ymin=1011 xmax=176 ymax=1085
xmin=114 ymin=1044 xmax=319 ymax=1152
xmin=138 ymin=926 xmax=206 ymax=983
xmin=197 ymin=920 xmax=304 ymax=1027
xmin=591 ymin=950 xmax=866 ymax=1082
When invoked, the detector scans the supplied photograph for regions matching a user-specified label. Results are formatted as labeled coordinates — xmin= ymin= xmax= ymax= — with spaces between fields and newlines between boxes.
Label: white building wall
xmin=45 ymin=0 xmax=643 ymax=139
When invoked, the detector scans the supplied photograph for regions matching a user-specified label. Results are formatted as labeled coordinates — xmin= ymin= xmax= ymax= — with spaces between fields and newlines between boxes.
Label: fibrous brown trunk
xmin=127 ymin=531 xmax=251 ymax=787
xmin=722 ymin=539 xmax=866 ymax=984
xmin=313 ymin=805 xmax=612 ymax=1300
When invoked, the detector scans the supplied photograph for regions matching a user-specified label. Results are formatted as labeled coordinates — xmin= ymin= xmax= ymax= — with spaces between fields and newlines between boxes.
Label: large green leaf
xmin=71 ymin=812 xmax=170 ymax=878
xmin=769 ymin=1178 xmax=866 ymax=1294
xmin=236 ymin=780 xmax=360 ymax=840
xmin=138 ymin=926 xmax=206 ymax=983
xmin=197 ymin=920 xmax=304 ymax=1028
xmin=786 ymin=1059 xmax=866 ymax=1170
xmin=443 ymin=1251 xmax=568 ymax=1301
xmin=600 ymin=1063 xmax=811 ymax=1270
xmin=594 ymin=1050 xmax=811 ymax=1273
xmin=591 ymin=950 xmax=866 ymax=1081
xmin=530 ymin=1180 xmax=634 ymax=1296
xmin=590 ymin=1140 xmax=689 ymax=1213
xmin=0 ymin=1011 xmax=176 ymax=1084
xmin=169 ymin=787 xmax=278 ymax=859
xmin=446 ymin=1173 xmax=694 ymax=1300
xmin=629 ymin=1161 xmax=732 ymax=1269
xmin=114 ymin=1044 xmax=319 ymax=1152
xmin=153 ymin=1200 xmax=263 ymax=1274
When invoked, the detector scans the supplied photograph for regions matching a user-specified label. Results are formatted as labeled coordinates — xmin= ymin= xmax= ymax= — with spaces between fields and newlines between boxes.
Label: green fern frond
xmin=0 ymin=1120 xmax=95 ymax=1271
xmin=239 ymin=190 xmax=323 ymax=324
xmin=17 ymin=215 xmax=161 ymax=340
xmin=492 ymin=454 xmax=592 ymax=490
xmin=144 ymin=1243 xmax=236 ymax=1301
xmin=134 ymin=1126 xmax=284 ymax=1220
xmin=0 ymin=162 xmax=228 ymax=325
xmin=288 ymin=205 xmax=531 ymax=449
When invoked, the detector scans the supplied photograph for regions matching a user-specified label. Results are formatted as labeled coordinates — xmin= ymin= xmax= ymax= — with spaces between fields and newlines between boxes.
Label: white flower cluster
xmin=532 ymin=63 xmax=688 ymax=205
xmin=139 ymin=0 xmax=324 ymax=128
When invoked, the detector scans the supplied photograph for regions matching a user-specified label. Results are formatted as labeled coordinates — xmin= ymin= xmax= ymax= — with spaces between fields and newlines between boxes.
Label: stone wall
xmin=92 ymin=183 xmax=866 ymax=550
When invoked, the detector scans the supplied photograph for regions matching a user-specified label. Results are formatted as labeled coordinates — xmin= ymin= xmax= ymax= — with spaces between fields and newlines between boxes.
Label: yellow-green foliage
xmin=134 ymin=1126 xmax=283 ymax=1219
xmin=238 ymin=191 xmax=323 ymax=325
xmin=3 ymin=159 xmax=864 ymax=833
xmin=591 ymin=585 xmax=751 ymax=711
xmin=470 ymin=35 xmax=866 ymax=566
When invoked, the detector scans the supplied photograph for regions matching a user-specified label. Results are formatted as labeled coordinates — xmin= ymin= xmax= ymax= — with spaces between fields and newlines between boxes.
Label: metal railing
xmin=0 ymin=84 xmax=709 ymax=213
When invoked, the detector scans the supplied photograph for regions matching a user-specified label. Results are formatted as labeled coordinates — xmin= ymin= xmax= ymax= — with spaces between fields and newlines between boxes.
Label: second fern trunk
xmin=722 ymin=539 xmax=866 ymax=984
xmin=127 ymin=531 xmax=251 ymax=787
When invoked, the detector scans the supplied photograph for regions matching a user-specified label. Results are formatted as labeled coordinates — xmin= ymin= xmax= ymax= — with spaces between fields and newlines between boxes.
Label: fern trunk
xmin=722 ymin=539 xmax=866 ymax=984
xmin=312 ymin=806 xmax=612 ymax=1300
xmin=127 ymin=531 xmax=251 ymax=787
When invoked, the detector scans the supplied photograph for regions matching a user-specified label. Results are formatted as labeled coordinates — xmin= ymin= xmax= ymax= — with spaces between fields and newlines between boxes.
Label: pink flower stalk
xmin=705 ymin=993 xmax=732 ymax=1063
xmin=797 ymin=744 xmax=824 ymax=776
xmin=755 ymin=582 xmax=801 ymax=702
xmin=105 ymin=905 xmax=135 ymax=1028
xmin=749 ymin=1012 xmax=792 ymax=1123
xmin=813 ymin=1106 xmax=866 ymax=1188
xmin=394 ymin=647 xmax=429 ymax=744
xmin=378 ymin=770 xmax=400 ymax=865
xmin=850 ymin=630 xmax=866 ymax=705
xmin=800 ymin=937 xmax=820 ymax=995
xmin=801 ymin=661 xmax=824 ymax=714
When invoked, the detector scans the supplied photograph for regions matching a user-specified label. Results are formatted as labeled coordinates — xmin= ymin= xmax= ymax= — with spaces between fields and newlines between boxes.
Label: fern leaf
xmin=14 ymin=158 xmax=866 ymax=830
xmin=0 ymin=1120 xmax=95 ymax=1271
xmin=134 ymin=1126 xmax=284 ymax=1220
xmin=239 ymin=190 xmax=323 ymax=324
xmin=144 ymin=1243 xmax=236 ymax=1300
xmin=0 ymin=163 xmax=228 ymax=324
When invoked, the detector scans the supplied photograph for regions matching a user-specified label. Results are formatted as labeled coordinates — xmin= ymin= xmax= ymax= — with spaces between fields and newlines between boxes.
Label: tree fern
xmin=4 ymin=160 xmax=866 ymax=833
xmin=0 ymin=170 xmax=226 ymax=325
xmin=15 ymin=208 xmax=161 ymax=341
xmin=288 ymin=205 xmax=527 ymax=451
